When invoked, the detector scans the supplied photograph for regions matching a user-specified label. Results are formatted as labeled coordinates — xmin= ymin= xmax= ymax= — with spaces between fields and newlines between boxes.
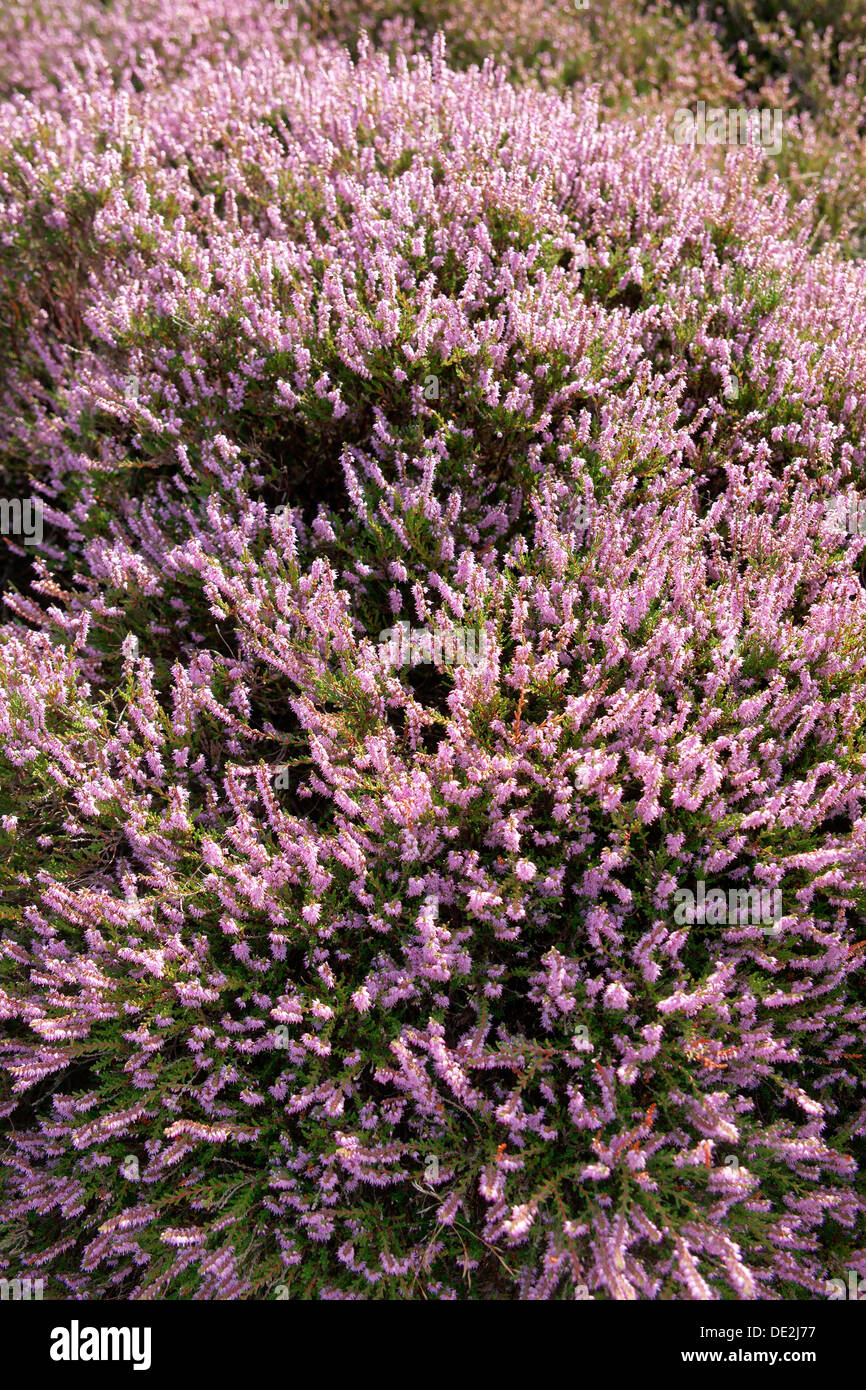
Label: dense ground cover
xmin=0 ymin=1 xmax=864 ymax=1300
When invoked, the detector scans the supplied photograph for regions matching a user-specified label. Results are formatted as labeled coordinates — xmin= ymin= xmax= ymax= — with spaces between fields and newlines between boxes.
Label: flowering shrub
xmin=0 ymin=2 xmax=864 ymax=1300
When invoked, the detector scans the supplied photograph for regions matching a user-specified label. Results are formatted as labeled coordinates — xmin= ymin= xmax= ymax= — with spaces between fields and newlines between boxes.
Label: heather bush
xmin=6 ymin=1 xmax=866 ymax=250
xmin=0 ymin=4 xmax=864 ymax=1300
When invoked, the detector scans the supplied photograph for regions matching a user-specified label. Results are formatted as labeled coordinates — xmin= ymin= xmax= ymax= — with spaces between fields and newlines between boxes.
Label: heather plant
xmin=0 ymin=6 xmax=864 ymax=1301
xmin=691 ymin=2 xmax=866 ymax=253
xmin=6 ymin=0 xmax=866 ymax=251
xmin=315 ymin=0 xmax=866 ymax=253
